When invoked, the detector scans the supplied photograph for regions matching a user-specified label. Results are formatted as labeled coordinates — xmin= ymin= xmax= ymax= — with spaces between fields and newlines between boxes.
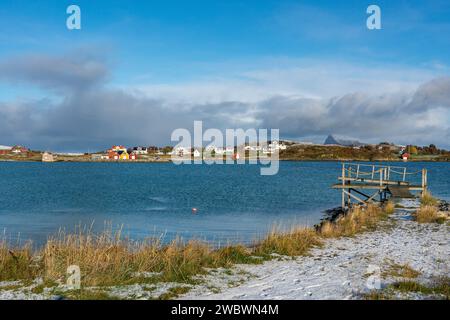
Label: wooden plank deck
xmin=337 ymin=177 xmax=411 ymax=186
xmin=332 ymin=183 xmax=424 ymax=191
xmin=387 ymin=185 xmax=415 ymax=198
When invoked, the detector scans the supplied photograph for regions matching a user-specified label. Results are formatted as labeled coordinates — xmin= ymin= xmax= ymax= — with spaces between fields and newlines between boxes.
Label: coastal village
xmin=0 ymin=135 xmax=449 ymax=162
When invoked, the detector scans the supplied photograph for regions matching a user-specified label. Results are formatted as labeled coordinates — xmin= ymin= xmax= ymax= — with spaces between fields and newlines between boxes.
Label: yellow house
xmin=119 ymin=151 xmax=129 ymax=160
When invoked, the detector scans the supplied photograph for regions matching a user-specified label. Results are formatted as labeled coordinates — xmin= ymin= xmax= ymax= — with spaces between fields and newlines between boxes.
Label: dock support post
xmin=379 ymin=169 xmax=383 ymax=187
xmin=421 ymin=168 xmax=428 ymax=195
xmin=342 ymin=163 xmax=345 ymax=208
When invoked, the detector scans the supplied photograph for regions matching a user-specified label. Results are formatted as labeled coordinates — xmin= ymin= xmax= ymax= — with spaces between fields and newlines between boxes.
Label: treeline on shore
xmin=279 ymin=144 xmax=450 ymax=162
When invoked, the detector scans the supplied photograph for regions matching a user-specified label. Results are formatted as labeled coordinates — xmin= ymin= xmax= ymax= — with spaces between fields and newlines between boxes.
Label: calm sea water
xmin=0 ymin=161 xmax=449 ymax=246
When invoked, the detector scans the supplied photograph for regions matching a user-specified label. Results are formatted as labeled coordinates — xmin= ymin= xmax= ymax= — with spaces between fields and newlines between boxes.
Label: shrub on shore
xmin=384 ymin=201 xmax=395 ymax=215
xmin=0 ymin=241 xmax=38 ymax=282
xmin=415 ymin=205 xmax=445 ymax=224
xmin=420 ymin=191 xmax=439 ymax=207
xmin=319 ymin=203 xmax=390 ymax=238
xmin=414 ymin=191 xmax=446 ymax=224
xmin=254 ymin=227 xmax=322 ymax=257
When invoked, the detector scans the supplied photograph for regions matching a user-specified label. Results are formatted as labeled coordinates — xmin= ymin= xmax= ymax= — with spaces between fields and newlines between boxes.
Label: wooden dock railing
xmin=334 ymin=163 xmax=427 ymax=208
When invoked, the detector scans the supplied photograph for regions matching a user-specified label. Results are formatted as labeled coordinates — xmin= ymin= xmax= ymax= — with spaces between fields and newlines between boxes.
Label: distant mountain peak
xmin=324 ymin=134 xmax=339 ymax=145
xmin=324 ymin=134 xmax=365 ymax=147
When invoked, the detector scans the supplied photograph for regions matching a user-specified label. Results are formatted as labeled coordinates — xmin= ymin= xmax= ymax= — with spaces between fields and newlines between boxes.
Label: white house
xmin=172 ymin=147 xmax=190 ymax=156
xmin=193 ymin=149 xmax=201 ymax=157
xmin=244 ymin=145 xmax=261 ymax=151
xmin=132 ymin=147 xmax=148 ymax=155
xmin=203 ymin=146 xmax=235 ymax=155
xmin=214 ymin=147 xmax=225 ymax=155
xmin=268 ymin=141 xmax=287 ymax=151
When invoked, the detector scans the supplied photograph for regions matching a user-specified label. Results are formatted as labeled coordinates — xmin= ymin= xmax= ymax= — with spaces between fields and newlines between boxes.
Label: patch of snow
xmin=181 ymin=210 xmax=449 ymax=300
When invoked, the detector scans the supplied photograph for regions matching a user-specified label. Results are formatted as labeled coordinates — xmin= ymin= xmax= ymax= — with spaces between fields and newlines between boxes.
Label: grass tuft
xmin=57 ymin=288 xmax=120 ymax=300
xmin=420 ymin=191 xmax=439 ymax=207
xmin=158 ymin=286 xmax=191 ymax=300
xmin=366 ymin=277 xmax=450 ymax=300
xmin=390 ymin=277 xmax=450 ymax=298
xmin=415 ymin=205 xmax=445 ymax=224
xmin=384 ymin=201 xmax=395 ymax=215
xmin=382 ymin=263 xmax=420 ymax=279
xmin=319 ymin=204 xmax=389 ymax=238
xmin=254 ymin=227 xmax=322 ymax=257
xmin=0 ymin=241 xmax=39 ymax=282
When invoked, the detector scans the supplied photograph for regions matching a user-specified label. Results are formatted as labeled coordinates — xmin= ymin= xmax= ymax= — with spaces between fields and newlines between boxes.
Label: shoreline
xmin=1 ymin=158 xmax=450 ymax=163
xmin=182 ymin=203 xmax=449 ymax=300
xmin=1 ymin=198 xmax=448 ymax=300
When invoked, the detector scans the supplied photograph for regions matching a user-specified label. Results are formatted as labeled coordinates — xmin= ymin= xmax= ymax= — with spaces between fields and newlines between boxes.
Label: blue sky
xmin=1 ymin=0 xmax=449 ymax=84
xmin=0 ymin=0 xmax=449 ymax=150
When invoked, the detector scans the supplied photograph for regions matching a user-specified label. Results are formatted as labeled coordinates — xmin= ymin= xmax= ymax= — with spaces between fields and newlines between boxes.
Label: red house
xmin=11 ymin=145 xmax=28 ymax=154
xmin=401 ymin=152 xmax=410 ymax=161
xmin=108 ymin=151 xmax=119 ymax=160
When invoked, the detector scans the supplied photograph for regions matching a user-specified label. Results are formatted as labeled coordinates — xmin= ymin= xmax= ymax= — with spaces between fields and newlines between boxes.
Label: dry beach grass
xmin=319 ymin=203 xmax=392 ymax=238
xmin=0 ymin=201 xmax=417 ymax=299
xmin=414 ymin=191 xmax=447 ymax=224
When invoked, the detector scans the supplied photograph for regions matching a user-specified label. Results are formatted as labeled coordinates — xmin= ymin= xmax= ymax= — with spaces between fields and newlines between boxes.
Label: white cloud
xmin=0 ymin=53 xmax=449 ymax=151
xmin=132 ymin=59 xmax=444 ymax=104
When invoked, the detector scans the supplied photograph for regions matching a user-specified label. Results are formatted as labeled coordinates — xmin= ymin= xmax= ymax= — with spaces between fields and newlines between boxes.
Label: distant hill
xmin=324 ymin=134 xmax=366 ymax=147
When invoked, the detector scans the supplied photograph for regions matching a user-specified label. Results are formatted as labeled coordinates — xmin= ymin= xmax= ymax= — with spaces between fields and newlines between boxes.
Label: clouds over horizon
xmin=0 ymin=52 xmax=449 ymax=151
xmin=0 ymin=52 xmax=108 ymax=94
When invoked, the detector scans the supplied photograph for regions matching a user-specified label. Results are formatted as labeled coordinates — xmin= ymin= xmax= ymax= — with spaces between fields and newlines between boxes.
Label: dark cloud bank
xmin=0 ymin=53 xmax=449 ymax=151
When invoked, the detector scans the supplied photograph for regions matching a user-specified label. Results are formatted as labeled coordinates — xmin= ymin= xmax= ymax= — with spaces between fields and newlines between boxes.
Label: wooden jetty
xmin=333 ymin=163 xmax=427 ymax=208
